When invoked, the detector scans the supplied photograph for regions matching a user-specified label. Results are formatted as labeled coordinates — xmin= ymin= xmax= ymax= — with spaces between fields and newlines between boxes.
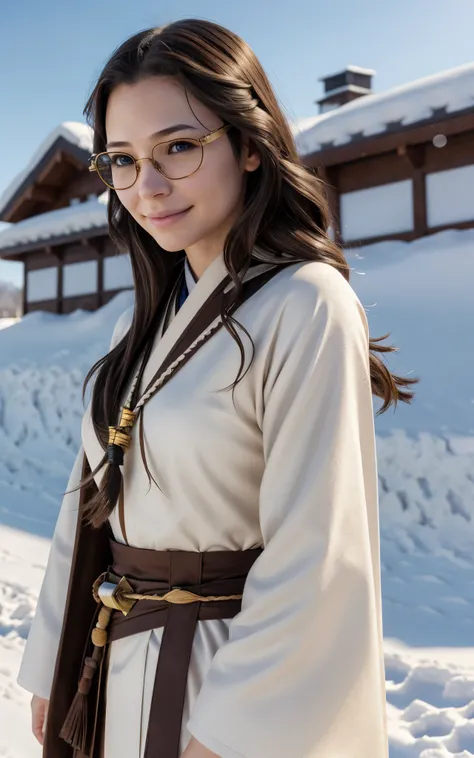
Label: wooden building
xmin=0 ymin=124 xmax=133 ymax=315
xmin=295 ymin=62 xmax=474 ymax=246
xmin=0 ymin=62 xmax=473 ymax=314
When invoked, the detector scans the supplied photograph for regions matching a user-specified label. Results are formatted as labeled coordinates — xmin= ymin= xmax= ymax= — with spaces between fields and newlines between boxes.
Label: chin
xmin=149 ymin=235 xmax=191 ymax=253
xmin=146 ymin=225 xmax=204 ymax=254
xmin=150 ymin=237 xmax=187 ymax=253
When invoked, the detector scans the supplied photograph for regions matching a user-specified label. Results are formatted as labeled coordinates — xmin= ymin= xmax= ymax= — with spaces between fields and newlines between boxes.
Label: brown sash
xmin=101 ymin=540 xmax=261 ymax=757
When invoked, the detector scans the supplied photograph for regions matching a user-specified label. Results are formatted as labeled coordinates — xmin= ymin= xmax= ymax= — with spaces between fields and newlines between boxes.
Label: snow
xmin=319 ymin=64 xmax=376 ymax=79
xmin=0 ymin=318 xmax=19 ymax=331
xmin=348 ymin=227 xmax=474 ymax=436
xmin=293 ymin=62 xmax=474 ymax=156
xmin=318 ymin=83 xmax=372 ymax=98
xmin=0 ymin=122 xmax=93 ymax=217
xmin=0 ymin=192 xmax=108 ymax=253
xmin=1 ymin=229 xmax=474 ymax=757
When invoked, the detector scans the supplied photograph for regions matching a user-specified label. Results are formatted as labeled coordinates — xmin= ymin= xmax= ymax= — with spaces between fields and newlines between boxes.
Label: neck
xmin=184 ymin=248 xmax=222 ymax=280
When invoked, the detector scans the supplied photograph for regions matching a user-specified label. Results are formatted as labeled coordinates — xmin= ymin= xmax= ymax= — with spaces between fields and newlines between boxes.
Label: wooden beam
xmin=0 ymin=228 xmax=109 ymax=258
xmin=398 ymin=145 xmax=427 ymax=237
xmin=339 ymin=217 xmax=474 ymax=248
xmin=1 ymin=138 xmax=91 ymax=223
xmin=304 ymin=108 xmax=474 ymax=169
xmin=22 ymin=261 xmax=28 ymax=316
xmin=97 ymin=251 xmax=104 ymax=307
xmin=398 ymin=144 xmax=425 ymax=170
xmin=413 ymin=170 xmax=427 ymax=237
xmin=22 ymin=186 xmax=56 ymax=204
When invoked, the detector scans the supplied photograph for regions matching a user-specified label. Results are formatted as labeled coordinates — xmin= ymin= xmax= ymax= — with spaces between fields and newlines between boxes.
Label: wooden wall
xmin=23 ymin=235 xmax=133 ymax=315
xmin=315 ymin=128 xmax=474 ymax=246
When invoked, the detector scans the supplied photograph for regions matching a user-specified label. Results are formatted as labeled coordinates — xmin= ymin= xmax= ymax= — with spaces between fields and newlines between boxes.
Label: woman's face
xmin=105 ymin=76 xmax=260 ymax=268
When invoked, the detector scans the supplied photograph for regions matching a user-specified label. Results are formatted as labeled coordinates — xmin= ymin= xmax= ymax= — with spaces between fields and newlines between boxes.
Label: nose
xmin=136 ymin=159 xmax=172 ymax=200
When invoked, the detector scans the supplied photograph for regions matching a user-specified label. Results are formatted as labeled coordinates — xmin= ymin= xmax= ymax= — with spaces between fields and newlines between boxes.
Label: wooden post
xmin=22 ymin=257 xmax=28 ymax=315
xmin=398 ymin=145 xmax=426 ymax=238
xmin=52 ymin=246 xmax=64 ymax=314
xmin=412 ymin=168 xmax=427 ymax=237
xmin=97 ymin=241 xmax=104 ymax=309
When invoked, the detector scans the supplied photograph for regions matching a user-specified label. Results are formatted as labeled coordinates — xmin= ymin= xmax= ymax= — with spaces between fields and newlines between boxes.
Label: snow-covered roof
xmin=0 ymin=122 xmax=93 ymax=216
xmin=318 ymin=84 xmax=371 ymax=100
xmin=293 ymin=62 xmax=474 ymax=156
xmin=0 ymin=191 xmax=108 ymax=253
xmin=318 ymin=64 xmax=376 ymax=81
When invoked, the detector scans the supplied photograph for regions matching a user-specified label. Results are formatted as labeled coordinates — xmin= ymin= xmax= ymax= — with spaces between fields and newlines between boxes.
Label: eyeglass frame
xmin=88 ymin=123 xmax=232 ymax=189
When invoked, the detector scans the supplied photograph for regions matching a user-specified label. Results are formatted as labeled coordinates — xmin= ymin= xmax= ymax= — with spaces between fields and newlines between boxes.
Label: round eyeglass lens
xmin=152 ymin=139 xmax=203 ymax=180
xmin=96 ymin=153 xmax=138 ymax=189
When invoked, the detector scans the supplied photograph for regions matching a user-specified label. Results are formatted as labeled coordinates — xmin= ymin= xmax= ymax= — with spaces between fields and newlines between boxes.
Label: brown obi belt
xmin=62 ymin=538 xmax=262 ymax=758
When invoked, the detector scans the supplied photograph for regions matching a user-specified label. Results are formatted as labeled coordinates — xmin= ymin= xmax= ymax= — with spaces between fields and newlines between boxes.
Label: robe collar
xmin=184 ymin=257 xmax=198 ymax=294
xmin=138 ymin=251 xmax=277 ymax=394
xmin=139 ymin=252 xmax=228 ymax=391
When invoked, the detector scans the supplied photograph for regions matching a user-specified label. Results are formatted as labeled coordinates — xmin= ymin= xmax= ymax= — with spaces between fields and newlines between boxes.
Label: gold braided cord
xmin=119 ymin=407 xmax=137 ymax=428
xmin=124 ymin=588 xmax=243 ymax=605
xmin=108 ymin=427 xmax=132 ymax=449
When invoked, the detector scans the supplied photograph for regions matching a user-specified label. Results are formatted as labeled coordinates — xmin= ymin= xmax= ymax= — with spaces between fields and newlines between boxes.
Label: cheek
xmin=188 ymin=154 xmax=243 ymax=212
xmin=115 ymin=189 xmax=138 ymax=217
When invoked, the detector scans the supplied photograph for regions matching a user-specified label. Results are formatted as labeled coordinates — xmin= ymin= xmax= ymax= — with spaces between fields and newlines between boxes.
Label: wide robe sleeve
xmin=16 ymin=443 xmax=86 ymax=699
xmin=17 ymin=305 xmax=134 ymax=699
xmin=187 ymin=264 xmax=388 ymax=758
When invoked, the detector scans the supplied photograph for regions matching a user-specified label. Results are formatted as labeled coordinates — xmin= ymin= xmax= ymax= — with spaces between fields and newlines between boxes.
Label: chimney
xmin=316 ymin=65 xmax=375 ymax=113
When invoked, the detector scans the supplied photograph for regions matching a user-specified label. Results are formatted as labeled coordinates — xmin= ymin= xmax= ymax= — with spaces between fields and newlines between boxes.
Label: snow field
xmin=1 ymin=230 xmax=474 ymax=756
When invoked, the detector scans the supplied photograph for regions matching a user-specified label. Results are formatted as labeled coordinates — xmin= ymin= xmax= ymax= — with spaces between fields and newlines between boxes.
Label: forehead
xmin=105 ymin=76 xmax=217 ymax=143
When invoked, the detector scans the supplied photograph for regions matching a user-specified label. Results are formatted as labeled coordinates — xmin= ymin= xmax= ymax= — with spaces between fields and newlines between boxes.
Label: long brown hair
xmin=76 ymin=18 xmax=417 ymax=527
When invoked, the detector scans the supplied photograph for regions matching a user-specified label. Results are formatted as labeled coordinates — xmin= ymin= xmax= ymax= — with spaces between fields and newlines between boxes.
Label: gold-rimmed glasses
xmin=89 ymin=124 xmax=231 ymax=190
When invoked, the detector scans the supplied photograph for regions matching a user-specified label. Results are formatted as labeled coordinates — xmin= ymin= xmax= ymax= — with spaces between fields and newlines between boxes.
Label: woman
xmin=18 ymin=18 xmax=415 ymax=758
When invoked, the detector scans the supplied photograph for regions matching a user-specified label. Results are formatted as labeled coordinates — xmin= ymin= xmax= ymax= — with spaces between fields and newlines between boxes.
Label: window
xmin=104 ymin=254 xmax=134 ymax=291
xmin=340 ymin=180 xmax=414 ymax=242
xmin=63 ymin=261 xmax=98 ymax=297
xmin=426 ymin=164 xmax=474 ymax=227
xmin=27 ymin=267 xmax=58 ymax=302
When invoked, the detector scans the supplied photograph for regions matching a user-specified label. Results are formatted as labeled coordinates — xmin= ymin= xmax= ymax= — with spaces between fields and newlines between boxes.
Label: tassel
xmin=104 ymin=458 xmax=123 ymax=514
xmin=60 ymin=606 xmax=112 ymax=754
xmin=105 ymin=407 xmax=136 ymax=511
xmin=59 ymin=658 xmax=97 ymax=754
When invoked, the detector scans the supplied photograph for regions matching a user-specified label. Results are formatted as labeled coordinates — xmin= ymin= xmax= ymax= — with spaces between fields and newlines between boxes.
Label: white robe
xmin=18 ymin=253 xmax=389 ymax=758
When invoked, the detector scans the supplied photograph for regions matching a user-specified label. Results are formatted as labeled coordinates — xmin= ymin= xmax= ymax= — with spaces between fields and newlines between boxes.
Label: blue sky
xmin=1 ymin=0 xmax=473 ymax=285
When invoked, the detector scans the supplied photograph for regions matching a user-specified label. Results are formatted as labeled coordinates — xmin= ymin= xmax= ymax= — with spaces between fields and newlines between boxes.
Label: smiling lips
xmin=146 ymin=207 xmax=192 ymax=227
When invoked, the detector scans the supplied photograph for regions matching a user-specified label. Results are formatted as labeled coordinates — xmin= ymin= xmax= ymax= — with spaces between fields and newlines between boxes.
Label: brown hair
xmin=76 ymin=18 xmax=417 ymax=527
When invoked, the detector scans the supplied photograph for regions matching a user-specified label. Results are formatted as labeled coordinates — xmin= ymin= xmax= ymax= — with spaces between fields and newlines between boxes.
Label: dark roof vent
xmin=316 ymin=65 xmax=375 ymax=113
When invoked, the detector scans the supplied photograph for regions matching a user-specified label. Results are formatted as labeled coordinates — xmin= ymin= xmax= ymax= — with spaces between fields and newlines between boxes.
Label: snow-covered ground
xmin=1 ymin=230 xmax=473 ymax=757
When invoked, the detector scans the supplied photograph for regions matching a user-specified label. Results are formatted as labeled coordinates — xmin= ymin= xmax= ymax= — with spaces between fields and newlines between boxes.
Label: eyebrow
xmin=106 ymin=123 xmax=198 ymax=148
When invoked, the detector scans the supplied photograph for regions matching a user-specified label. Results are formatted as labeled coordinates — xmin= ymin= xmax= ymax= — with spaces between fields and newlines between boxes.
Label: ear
xmin=241 ymin=138 xmax=261 ymax=173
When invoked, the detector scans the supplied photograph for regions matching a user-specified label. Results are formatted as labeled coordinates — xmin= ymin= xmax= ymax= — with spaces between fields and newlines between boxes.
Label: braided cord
xmin=132 ymin=317 xmax=222 ymax=414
